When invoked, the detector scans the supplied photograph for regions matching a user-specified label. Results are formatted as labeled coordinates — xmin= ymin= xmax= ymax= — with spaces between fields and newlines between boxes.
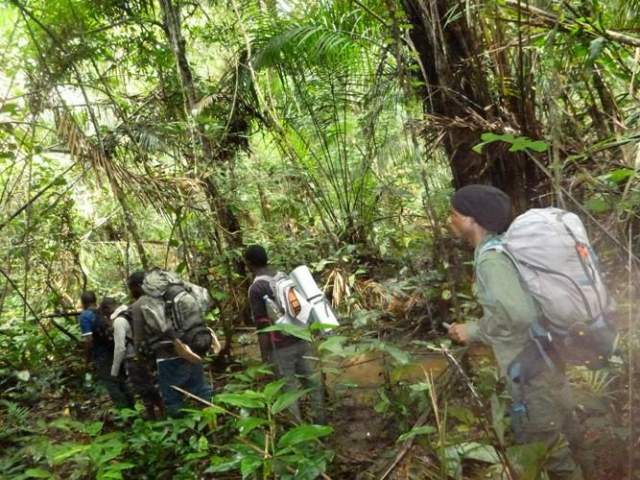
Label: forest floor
xmin=1 ymin=331 xmax=633 ymax=480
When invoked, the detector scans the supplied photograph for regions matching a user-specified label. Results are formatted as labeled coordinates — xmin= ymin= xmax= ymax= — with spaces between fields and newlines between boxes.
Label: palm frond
xmin=252 ymin=24 xmax=362 ymax=70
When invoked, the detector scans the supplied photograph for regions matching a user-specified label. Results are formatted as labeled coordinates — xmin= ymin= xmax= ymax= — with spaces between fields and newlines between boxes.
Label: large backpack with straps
xmin=481 ymin=207 xmax=618 ymax=369
xmin=255 ymin=266 xmax=339 ymax=329
xmin=142 ymin=269 xmax=215 ymax=356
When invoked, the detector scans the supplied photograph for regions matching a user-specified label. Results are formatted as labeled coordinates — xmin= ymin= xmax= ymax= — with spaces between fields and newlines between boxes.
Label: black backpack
xmin=91 ymin=309 xmax=114 ymax=350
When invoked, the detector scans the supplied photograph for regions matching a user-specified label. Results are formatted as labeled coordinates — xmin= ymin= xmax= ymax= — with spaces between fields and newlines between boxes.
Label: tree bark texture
xmin=402 ymin=0 xmax=547 ymax=211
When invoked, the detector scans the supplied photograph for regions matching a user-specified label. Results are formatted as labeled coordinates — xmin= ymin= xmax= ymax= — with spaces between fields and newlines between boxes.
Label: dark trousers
xmin=157 ymin=358 xmax=212 ymax=417
xmin=126 ymin=358 xmax=164 ymax=414
xmin=94 ymin=352 xmax=134 ymax=409
xmin=509 ymin=370 xmax=590 ymax=480
xmin=272 ymin=342 xmax=326 ymax=424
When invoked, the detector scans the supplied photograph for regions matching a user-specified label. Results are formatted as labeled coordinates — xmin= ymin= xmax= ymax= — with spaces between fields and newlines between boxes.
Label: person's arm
xmin=256 ymin=319 xmax=274 ymax=363
xmin=449 ymin=251 xmax=536 ymax=344
xmin=248 ymin=284 xmax=274 ymax=364
xmin=131 ymin=302 xmax=146 ymax=356
xmin=111 ymin=317 xmax=127 ymax=377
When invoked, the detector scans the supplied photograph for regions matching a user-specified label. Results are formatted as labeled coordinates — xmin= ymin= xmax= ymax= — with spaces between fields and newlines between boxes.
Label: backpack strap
xmin=479 ymin=236 xmax=561 ymax=373
xmin=253 ymin=274 xmax=274 ymax=285
xmin=559 ymin=217 xmax=607 ymax=319
xmin=163 ymin=284 xmax=187 ymax=331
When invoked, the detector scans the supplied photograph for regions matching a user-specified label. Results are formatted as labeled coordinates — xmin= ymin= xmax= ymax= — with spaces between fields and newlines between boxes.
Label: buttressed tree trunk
xmin=401 ymin=0 xmax=546 ymax=211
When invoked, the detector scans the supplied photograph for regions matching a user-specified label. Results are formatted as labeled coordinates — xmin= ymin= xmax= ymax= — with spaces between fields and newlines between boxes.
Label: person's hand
xmin=448 ymin=323 xmax=470 ymax=344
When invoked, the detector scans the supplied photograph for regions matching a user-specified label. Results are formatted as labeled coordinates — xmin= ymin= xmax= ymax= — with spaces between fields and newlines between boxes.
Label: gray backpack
xmin=142 ymin=269 xmax=214 ymax=356
xmin=481 ymin=208 xmax=617 ymax=369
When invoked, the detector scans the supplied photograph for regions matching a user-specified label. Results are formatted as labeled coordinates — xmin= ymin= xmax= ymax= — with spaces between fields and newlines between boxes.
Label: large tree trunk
xmin=402 ymin=0 xmax=546 ymax=211
xmin=159 ymin=0 xmax=245 ymax=260
xmin=159 ymin=0 xmax=253 ymax=360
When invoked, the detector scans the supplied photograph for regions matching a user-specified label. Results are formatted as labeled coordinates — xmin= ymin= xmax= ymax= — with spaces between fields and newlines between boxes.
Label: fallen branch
xmin=378 ymin=409 xmax=431 ymax=480
xmin=41 ymin=311 xmax=81 ymax=319
xmin=504 ymin=0 xmax=640 ymax=48
xmin=48 ymin=318 xmax=80 ymax=343
xmin=0 ymin=267 xmax=55 ymax=348
xmin=0 ymin=162 xmax=78 ymax=233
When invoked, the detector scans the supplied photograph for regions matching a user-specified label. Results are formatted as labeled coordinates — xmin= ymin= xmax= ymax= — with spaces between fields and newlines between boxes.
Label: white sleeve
xmin=111 ymin=317 xmax=128 ymax=377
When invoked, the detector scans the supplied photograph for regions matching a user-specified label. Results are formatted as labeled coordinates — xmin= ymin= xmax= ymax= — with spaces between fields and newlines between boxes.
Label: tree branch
xmin=504 ymin=0 xmax=640 ymax=48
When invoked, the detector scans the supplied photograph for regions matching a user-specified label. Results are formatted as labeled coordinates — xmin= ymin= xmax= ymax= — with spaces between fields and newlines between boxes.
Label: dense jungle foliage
xmin=0 ymin=0 xmax=639 ymax=478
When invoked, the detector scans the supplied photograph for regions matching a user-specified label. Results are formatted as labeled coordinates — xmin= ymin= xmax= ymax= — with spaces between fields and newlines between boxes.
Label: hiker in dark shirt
xmin=79 ymin=292 xmax=133 ymax=409
xmin=245 ymin=245 xmax=326 ymax=424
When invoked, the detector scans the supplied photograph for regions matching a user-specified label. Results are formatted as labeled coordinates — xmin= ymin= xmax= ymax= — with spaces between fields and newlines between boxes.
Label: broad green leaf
xmin=397 ymin=425 xmax=436 ymax=442
xmin=237 ymin=416 xmax=269 ymax=436
xmin=507 ymin=442 xmax=548 ymax=480
xmin=0 ymin=102 xmax=18 ymax=114
xmin=309 ymin=322 xmax=338 ymax=332
xmin=509 ymin=138 xmax=547 ymax=153
xmin=444 ymin=446 xmax=463 ymax=479
xmin=197 ymin=435 xmax=209 ymax=451
xmin=601 ymin=168 xmax=634 ymax=184
xmin=271 ymin=389 xmax=309 ymax=414
xmin=454 ymin=442 xmax=500 ymax=463
xmin=98 ymin=472 xmax=123 ymax=480
xmin=103 ymin=462 xmax=135 ymax=471
xmin=260 ymin=324 xmax=312 ymax=342
xmin=97 ymin=462 xmax=135 ymax=480
xmin=448 ymin=405 xmax=477 ymax=426
xmin=474 ymin=132 xmax=548 ymax=154
xmin=84 ymin=421 xmax=103 ymax=437
xmin=382 ymin=344 xmax=410 ymax=365
xmin=277 ymin=424 xmax=333 ymax=449
xmin=472 ymin=141 xmax=489 ymax=154
xmin=584 ymin=197 xmax=610 ymax=213
xmin=490 ymin=393 xmax=506 ymax=446
xmin=22 ymin=469 xmax=52 ymax=479
xmin=240 ymin=455 xmax=263 ymax=478
xmin=52 ymin=444 xmax=89 ymax=463
xmin=263 ymin=379 xmax=287 ymax=401
xmin=588 ymin=37 xmax=606 ymax=62
xmin=206 ymin=456 xmax=241 ymax=473
xmin=216 ymin=392 xmax=265 ymax=409
xmin=317 ymin=335 xmax=348 ymax=355
xmin=409 ymin=383 xmax=430 ymax=392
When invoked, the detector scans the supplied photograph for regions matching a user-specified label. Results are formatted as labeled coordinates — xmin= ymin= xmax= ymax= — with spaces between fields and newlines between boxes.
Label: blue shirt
xmin=79 ymin=308 xmax=112 ymax=360
xmin=79 ymin=308 xmax=96 ymax=337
